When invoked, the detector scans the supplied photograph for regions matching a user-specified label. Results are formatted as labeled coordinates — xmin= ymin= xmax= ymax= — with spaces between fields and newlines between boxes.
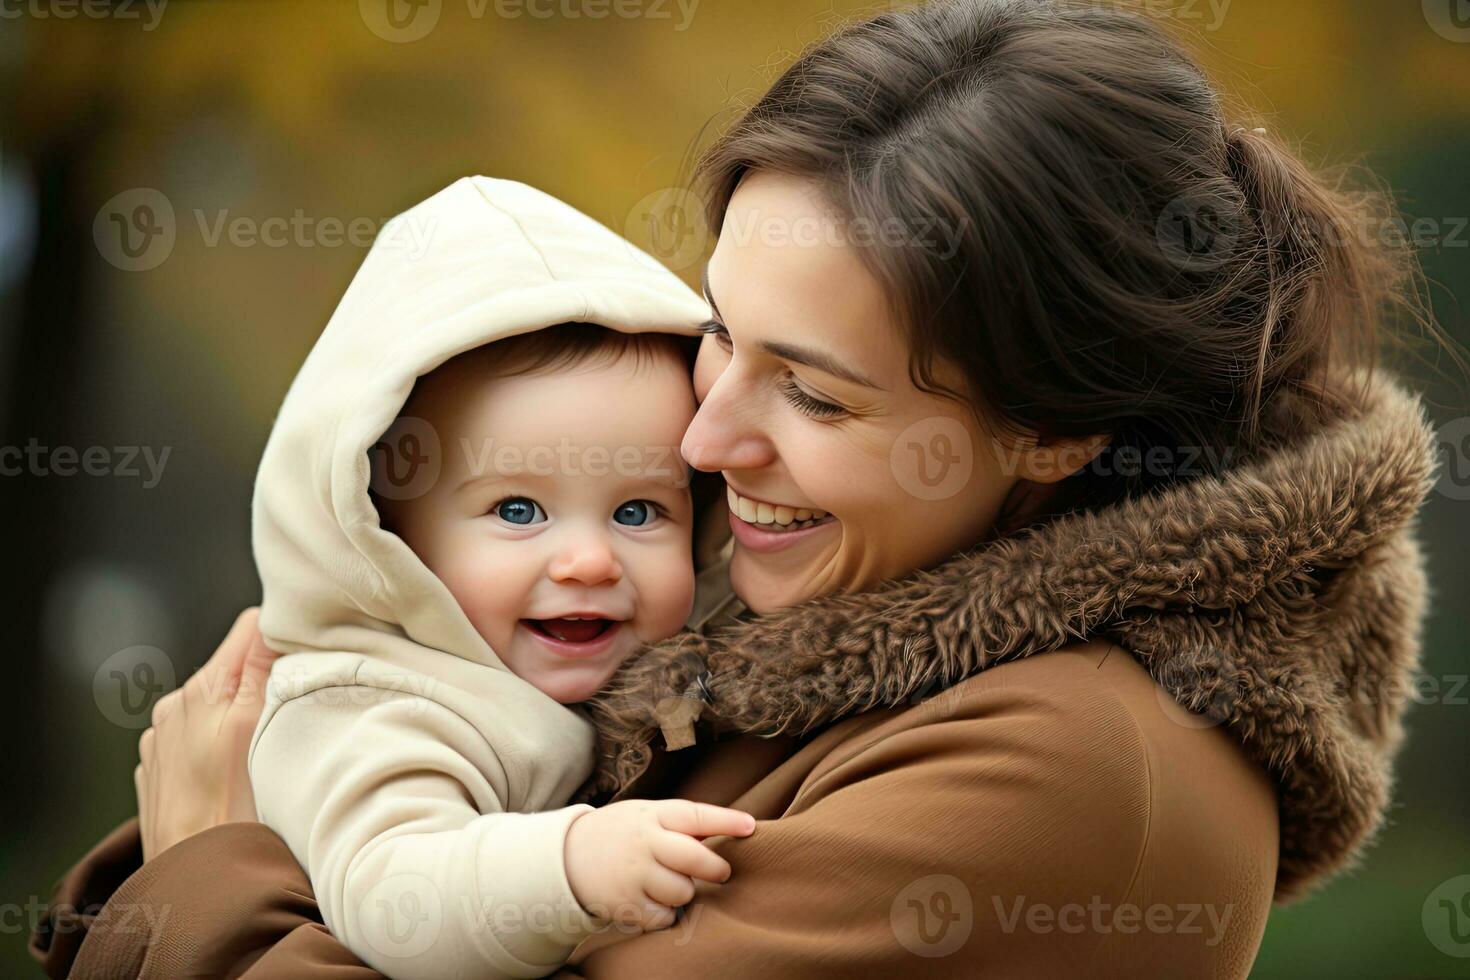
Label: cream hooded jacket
xmin=246 ymin=177 xmax=710 ymax=979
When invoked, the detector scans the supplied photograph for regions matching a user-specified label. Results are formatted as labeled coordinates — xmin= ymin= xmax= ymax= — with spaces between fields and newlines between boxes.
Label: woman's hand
xmin=135 ymin=607 xmax=281 ymax=861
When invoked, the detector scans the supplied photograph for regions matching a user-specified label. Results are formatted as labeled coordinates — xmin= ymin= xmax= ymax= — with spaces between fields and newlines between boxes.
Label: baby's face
xmin=385 ymin=349 xmax=698 ymax=703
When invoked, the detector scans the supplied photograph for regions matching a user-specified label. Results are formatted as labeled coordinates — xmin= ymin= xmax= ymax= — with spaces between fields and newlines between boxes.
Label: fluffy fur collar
xmin=586 ymin=370 xmax=1437 ymax=901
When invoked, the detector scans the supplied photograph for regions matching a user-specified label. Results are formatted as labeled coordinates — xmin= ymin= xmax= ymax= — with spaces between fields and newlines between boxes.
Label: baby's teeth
xmin=756 ymin=502 xmax=775 ymax=524
xmin=812 ymin=510 xmax=827 ymax=519
xmin=794 ymin=508 xmax=812 ymax=520
xmin=727 ymin=486 xmax=739 ymax=512
xmin=774 ymin=505 xmax=795 ymax=524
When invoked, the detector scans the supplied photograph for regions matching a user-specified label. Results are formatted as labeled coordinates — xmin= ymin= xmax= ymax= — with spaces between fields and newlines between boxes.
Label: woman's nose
xmin=681 ymin=370 xmax=776 ymax=473
xmin=547 ymin=534 xmax=623 ymax=587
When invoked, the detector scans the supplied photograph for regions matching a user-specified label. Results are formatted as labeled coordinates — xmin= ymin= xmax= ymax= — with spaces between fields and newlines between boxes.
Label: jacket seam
xmin=470 ymin=180 xmax=562 ymax=291
xmin=1104 ymin=658 xmax=1156 ymax=905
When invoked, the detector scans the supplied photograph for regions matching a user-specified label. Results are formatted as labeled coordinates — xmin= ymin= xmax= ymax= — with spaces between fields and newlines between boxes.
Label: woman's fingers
xmin=651 ymin=830 xmax=733 ymax=883
xmin=132 ymin=608 xmax=273 ymax=858
xmin=655 ymin=800 xmax=756 ymax=840
xmin=234 ymin=616 xmax=280 ymax=707
xmin=151 ymin=687 xmax=182 ymax=726
xmin=134 ymin=763 xmax=152 ymax=860
xmin=193 ymin=607 xmax=263 ymax=700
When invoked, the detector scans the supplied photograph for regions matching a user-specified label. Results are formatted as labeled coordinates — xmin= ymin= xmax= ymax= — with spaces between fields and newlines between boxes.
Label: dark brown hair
xmin=693 ymin=0 xmax=1439 ymax=511
xmin=425 ymin=321 xmax=698 ymax=386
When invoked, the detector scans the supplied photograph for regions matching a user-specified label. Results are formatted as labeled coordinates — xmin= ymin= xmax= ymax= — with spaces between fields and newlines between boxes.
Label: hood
xmin=587 ymin=368 xmax=1437 ymax=902
xmin=252 ymin=176 xmax=710 ymax=672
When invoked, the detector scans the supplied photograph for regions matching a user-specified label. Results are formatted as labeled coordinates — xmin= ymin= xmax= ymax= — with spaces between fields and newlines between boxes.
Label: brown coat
xmin=32 ymin=370 xmax=1435 ymax=979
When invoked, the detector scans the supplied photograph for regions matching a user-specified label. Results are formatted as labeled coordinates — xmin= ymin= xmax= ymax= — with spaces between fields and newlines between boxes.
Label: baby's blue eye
xmin=613 ymin=500 xmax=658 ymax=527
xmin=495 ymin=497 xmax=546 ymax=525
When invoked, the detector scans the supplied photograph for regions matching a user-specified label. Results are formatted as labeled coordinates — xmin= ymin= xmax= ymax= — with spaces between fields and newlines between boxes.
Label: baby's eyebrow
xmin=455 ymin=472 xmax=512 ymax=493
xmin=453 ymin=465 xmax=691 ymax=497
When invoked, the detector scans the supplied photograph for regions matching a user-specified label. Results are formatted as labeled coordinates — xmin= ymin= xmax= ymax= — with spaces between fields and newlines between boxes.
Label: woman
xmin=32 ymin=1 xmax=1441 ymax=976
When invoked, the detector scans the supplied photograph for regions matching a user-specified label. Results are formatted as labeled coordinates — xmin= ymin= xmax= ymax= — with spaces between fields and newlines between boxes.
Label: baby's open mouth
xmin=523 ymin=617 xmax=617 ymax=644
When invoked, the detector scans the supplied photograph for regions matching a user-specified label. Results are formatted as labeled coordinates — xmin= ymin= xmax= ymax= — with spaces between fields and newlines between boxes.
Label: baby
xmin=247 ymin=177 xmax=750 ymax=980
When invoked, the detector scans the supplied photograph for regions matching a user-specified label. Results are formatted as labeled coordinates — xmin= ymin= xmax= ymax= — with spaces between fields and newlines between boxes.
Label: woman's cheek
xmin=797 ymin=427 xmax=889 ymax=523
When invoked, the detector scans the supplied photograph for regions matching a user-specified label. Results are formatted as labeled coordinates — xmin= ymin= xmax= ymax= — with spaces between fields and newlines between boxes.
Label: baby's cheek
xmin=438 ymin=558 xmax=518 ymax=649
xmin=643 ymin=550 xmax=697 ymax=641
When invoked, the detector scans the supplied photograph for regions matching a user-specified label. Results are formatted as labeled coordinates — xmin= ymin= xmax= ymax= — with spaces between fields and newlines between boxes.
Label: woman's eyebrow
xmin=701 ymin=267 xmax=885 ymax=391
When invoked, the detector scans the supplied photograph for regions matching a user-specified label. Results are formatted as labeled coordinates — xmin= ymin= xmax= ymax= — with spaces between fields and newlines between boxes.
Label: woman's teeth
xmin=727 ymin=487 xmax=830 ymax=530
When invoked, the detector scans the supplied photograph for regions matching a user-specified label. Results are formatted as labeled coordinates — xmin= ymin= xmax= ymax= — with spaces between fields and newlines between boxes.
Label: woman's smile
xmin=725 ymin=482 xmax=841 ymax=554
xmin=725 ymin=484 xmax=831 ymax=529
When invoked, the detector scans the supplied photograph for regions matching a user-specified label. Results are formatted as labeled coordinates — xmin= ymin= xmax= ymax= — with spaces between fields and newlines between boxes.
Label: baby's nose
xmin=548 ymin=537 xmax=623 ymax=587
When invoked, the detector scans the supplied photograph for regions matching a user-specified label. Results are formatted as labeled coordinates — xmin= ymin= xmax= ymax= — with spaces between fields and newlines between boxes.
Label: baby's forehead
xmin=420 ymin=350 xmax=695 ymax=475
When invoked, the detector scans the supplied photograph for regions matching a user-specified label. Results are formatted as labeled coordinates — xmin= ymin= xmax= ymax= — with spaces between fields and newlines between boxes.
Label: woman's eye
xmin=493 ymin=497 xmax=546 ymax=525
xmin=698 ymin=319 xmax=732 ymax=349
xmin=779 ymin=378 xmax=846 ymax=420
xmin=613 ymin=500 xmax=661 ymax=527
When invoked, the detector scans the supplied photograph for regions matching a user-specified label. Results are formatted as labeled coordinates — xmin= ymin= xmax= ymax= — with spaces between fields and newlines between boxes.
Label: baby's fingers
xmin=653 ymin=831 xmax=733 ymax=884
xmin=655 ymin=800 xmax=756 ymax=840
xmin=641 ymin=865 xmax=697 ymax=910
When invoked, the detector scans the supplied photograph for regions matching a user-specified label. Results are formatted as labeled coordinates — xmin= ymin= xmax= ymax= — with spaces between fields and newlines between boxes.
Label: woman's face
xmin=682 ymin=171 xmax=1025 ymax=613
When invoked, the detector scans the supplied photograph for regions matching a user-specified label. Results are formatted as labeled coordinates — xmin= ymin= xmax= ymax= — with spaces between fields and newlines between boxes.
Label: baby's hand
xmin=564 ymin=799 xmax=756 ymax=931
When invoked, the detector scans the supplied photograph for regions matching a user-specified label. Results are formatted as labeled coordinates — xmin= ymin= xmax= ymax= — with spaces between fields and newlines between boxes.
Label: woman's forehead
xmin=710 ymin=175 xmax=907 ymax=379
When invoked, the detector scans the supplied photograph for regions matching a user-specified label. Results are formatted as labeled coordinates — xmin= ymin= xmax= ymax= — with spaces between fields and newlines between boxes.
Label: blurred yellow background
xmin=2 ymin=2 xmax=1467 ymax=975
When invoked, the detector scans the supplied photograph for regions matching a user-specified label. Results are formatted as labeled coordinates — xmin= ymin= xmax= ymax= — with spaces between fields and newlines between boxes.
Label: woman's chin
xmin=729 ymin=550 xmax=829 ymax=613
